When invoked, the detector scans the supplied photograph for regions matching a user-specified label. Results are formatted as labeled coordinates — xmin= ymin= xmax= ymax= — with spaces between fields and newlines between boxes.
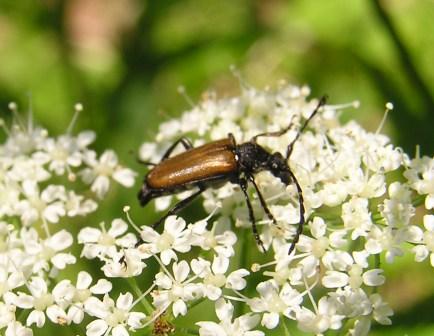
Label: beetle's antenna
xmin=250 ymin=115 xmax=295 ymax=143
xmin=286 ymin=96 xmax=327 ymax=160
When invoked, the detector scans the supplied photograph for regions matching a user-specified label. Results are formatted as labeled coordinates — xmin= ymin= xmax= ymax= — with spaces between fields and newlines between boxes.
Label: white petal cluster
xmin=0 ymin=105 xmax=136 ymax=335
xmin=1 ymin=83 xmax=432 ymax=336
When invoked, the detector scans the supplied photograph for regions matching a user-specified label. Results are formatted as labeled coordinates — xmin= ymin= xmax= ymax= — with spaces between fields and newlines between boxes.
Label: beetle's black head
xmin=268 ymin=152 xmax=292 ymax=185
xmin=138 ymin=183 xmax=154 ymax=207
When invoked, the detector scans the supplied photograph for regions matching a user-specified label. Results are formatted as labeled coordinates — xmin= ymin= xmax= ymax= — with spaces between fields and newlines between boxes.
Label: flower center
xmin=203 ymin=232 xmax=216 ymax=248
xmin=268 ymin=292 xmax=286 ymax=313
xmin=99 ymin=233 xmax=115 ymax=246
xmin=30 ymin=196 xmax=46 ymax=213
xmin=73 ymin=288 xmax=91 ymax=302
xmin=312 ymin=237 xmax=329 ymax=258
xmin=157 ymin=232 xmax=174 ymax=251
xmin=52 ymin=146 xmax=68 ymax=161
xmin=34 ymin=293 xmax=54 ymax=311
xmin=95 ymin=163 xmax=113 ymax=176
xmin=204 ymin=274 xmax=226 ymax=288
xmin=106 ymin=308 xmax=127 ymax=327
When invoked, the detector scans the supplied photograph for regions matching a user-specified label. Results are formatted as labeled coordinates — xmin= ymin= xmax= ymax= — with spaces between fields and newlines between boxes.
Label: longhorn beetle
xmin=138 ymin=96 xmax=326 ymax=254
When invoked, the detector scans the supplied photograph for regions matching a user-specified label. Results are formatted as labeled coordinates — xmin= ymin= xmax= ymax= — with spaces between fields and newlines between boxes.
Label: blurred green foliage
xmin=0 ymin=0 xmax=433 ymax=334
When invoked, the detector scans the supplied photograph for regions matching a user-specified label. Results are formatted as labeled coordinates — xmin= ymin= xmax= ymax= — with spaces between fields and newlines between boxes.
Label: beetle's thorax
xmin=236 ymin=142 xmax=270 ymax=172
xmin=236 ymin=142 xmax=292 ymax=185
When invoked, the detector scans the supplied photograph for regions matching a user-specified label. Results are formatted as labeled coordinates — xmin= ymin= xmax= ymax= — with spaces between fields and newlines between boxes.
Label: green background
xmin=0 ymin=0 xmax=433 ymax=335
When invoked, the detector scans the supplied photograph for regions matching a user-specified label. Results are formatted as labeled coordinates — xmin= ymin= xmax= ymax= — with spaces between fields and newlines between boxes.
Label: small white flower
xmin=191 ymin=256 xmax=249 ymax=301
xmin=248 ymin=280 xmax=302 ymax=329
xmin=22 ymin=228 xmax=75 ymax=273
xmin=12 ymin=277 xmax=63 ymax=328
xmin=85 ymin=292 xmax=146 ymax=336
xmin=404 ymin=155 xmax=434 ymax=210
xmin=152 ymin=260 xmax=202 ymax=317
xmin=53 ymin=271 xmax=112 ymax=324
xmin=33 ymin=135 xmax=82 ymax=175
xmin=5 ymin=321 xmax=33 ymax=336
xmin=16 ymin=181 xmax=66 ymax=226
xmin=341 ymin=197 xmax=373 ymax=240
xmin=0 ymin=301 xmax=17 ymax=329
xmin=78 ymin=219 xmax=136 ymax=260
xmin=80 ymin=150 xmax=136 ymax=198
xmin=380 ymin=182 xmax=415 ymax=228
xmin=190 ymin=218 xmax=237 ymax=257
xmin=412 ymin=215 xmax=434 ymax=266
xmin=64 ymin=191 xmax=98 ymax=217
xmin=370 ymin=293 xmax=393 ymax=325
xmin=296 ymin=296 xmax=344 ymax=334
xmin=197 ymin=299 xmax=264 ymax=336
xmin=138 ymin=216 xmax=192 ymax=265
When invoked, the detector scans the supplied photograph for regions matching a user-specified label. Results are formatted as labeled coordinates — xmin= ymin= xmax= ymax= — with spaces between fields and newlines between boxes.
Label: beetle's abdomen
xmin=147 ymin=138 xmax=237 ymax=189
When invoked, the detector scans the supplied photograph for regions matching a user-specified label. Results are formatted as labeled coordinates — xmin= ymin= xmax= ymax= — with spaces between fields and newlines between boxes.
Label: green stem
xmin=412 ymin=194 xmax=426 ymax=207
xmin=282 ymin=319 xmax=291 ymax=336
xmin=126 ymin=277 xmax=154 ymax=315
xmin=187 ymin=297 xmax=205 ymax=311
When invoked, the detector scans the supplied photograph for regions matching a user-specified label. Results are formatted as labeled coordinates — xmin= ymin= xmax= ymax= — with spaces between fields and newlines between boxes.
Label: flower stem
xmin=282 ymin=320 xmax=291 ymax=336
xmin=127 ymin=277 xmax=154 ymax=315
xmin=187 ymin=297 xmax=205 ymax=311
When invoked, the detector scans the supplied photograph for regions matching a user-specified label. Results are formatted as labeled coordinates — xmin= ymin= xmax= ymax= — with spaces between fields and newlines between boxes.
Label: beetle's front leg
xmin=161 ymin=137 xmax=193 ymax=161
xmin=238 ymin=177 xmax=266 ymax=253
xmin=248 ymin=174 xmax=277 ymax=225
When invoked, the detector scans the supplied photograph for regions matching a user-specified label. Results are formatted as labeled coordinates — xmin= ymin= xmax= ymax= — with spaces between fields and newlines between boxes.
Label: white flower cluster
xmin=122 ymin=83 xmax=430 ymax=335
xmin=2 ymin=82 xmax=433 ymax=336
xmin=0 ymin=104 xmax=136 ymax=335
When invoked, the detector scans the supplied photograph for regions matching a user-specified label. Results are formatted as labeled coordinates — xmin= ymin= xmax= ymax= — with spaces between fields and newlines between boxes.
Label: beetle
xmin=138 ymin=96 xmax=326 ymax=254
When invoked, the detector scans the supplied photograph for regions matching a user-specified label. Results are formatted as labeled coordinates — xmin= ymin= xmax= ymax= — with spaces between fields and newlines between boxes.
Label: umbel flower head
xmin=0 ymin=102 xmax=137 ymax=335
xmin=0 ymin=82 xmax=433 ymax=336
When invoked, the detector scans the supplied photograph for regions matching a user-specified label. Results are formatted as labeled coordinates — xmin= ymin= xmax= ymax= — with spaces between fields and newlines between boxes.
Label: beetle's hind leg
xmin=161 ymin=137 xmax=193 ymax=161
xmin=239 ymin=178 xmax=266 ymax=253
xmin=248 ymin=175 xmax=277 ymax=225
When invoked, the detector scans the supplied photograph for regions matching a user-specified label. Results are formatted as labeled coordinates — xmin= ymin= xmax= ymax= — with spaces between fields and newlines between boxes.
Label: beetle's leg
xmin=151 ymin=188 xmax=204 ymax=229
xmin=286 ymin=96 xmax=327 ymax=159
xmin=247 ymin=175 xmax=277 ymax=225
xmin=136 ymin=159 xmax=157 ymax=166
xmin=161 ymin=137 xmax=193 ymax=161
xmin=239 ymin=178 xmax=266 ymax=253
xmin=286 ymin=168 xmax=305 ymax=255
